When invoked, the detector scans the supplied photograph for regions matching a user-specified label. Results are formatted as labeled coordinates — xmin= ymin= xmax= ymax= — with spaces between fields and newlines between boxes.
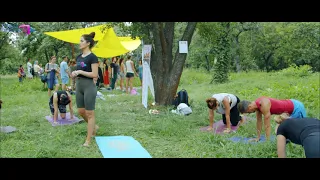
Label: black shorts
xmin=49 ymin=102 xmax=67 ymax=115
xmin=126 ymin=72 xmax=134 ymax=78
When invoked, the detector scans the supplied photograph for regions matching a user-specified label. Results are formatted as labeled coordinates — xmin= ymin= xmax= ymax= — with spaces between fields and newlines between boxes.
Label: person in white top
xmin=33 ymin=60 xmax=40 ymax=78
xmin=206 ymin=93 xmax=244 ymax=133
xmin=125 ymin=55 xmax=138 ymax=94
xmin=27 ymin=58 xmax=33 ymax=79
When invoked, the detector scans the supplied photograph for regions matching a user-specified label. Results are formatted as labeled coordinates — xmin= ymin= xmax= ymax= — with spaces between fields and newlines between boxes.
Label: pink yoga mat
xmin=199 ymin=116 xmax=248 ymax=134
xmin=45 ymin=112 xmax=83 ymax=127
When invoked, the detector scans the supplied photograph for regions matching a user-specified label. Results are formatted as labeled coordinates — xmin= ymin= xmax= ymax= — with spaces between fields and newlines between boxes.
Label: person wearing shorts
xmin=49 ymin=90 xmax=74 ymax=125
xmin=60 ymin=55 xmax=70 ymax=91
xmin=71 ymin=32 xmax=99 ymax=147
xmin=238 ymin=97 xmax=307 ymax=142
xmin=125 ymin=55 xmax=138 ymax=94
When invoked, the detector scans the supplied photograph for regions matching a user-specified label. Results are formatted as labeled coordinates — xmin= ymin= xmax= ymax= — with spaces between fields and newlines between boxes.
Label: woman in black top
xmin=49 ymin=90 xmax=74 ymax=124
xmin=110 ymin=57 xmax=118 ymax=90
xmin=71 ymin=32 xmax=99 ymax=147
xmin=275 ymin=113 xmax=320 ymax=158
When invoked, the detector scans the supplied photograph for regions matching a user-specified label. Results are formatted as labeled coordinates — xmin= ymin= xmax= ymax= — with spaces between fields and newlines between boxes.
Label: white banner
xmin=142 ymin=44 xmax=155 ymax=109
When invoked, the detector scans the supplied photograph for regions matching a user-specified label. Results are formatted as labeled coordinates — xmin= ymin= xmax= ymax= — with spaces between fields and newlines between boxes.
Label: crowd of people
xmin=14 ymin=31 xmax=319 ymax=158
xmin=18 ymin=32 xmax=143 ymax=147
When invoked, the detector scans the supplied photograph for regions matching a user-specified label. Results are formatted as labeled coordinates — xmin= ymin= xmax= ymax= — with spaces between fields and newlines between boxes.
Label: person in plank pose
xmin=274 ymin=113 xmax=320 ymax=158
xmin=238 ymin=97 xmax=306 ymax=142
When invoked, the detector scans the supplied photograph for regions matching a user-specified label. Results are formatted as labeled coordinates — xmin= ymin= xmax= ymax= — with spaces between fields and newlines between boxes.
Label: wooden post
xmin=69 ymin=42 xmax=75 ymax=59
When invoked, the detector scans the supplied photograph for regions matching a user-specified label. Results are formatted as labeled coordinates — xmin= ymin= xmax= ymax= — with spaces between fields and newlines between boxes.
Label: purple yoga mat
xmin=45 ymin=112 xmax=83 ymax=127
xmin=199 ymin=116 xmax=248 ymax=134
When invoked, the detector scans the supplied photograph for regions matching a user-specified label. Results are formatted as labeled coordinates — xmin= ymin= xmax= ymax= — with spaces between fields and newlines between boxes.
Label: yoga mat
xmin=200 ymin=116 xmax=248 ymax=134
xmin=95 ymin=136 xmax=152 ymax=158
xmin=45 ymin=112 xmax=83 ymax=127
xmin=228 ymin=135 xmax=276 ymax=144
xmin=0 ymin=126 xmax=17 ymax=133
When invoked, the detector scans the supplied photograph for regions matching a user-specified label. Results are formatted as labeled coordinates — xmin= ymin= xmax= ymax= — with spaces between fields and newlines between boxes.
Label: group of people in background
xmin=18 ymin=58 xmax=43 ymax=82
xmin=18 ymin=54 xmax=143 ymax=95
xmin=99 ymin=55 xmax=142 ymax=94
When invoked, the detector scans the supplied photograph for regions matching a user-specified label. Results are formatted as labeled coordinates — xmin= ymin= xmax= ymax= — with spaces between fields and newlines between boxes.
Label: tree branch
xmin=164 ymin=22 xmax=174 ymax=69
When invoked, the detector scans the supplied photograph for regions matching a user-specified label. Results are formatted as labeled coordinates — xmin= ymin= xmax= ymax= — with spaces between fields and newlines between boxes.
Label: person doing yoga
xmin=49 ymin=90 xmax=74 ymax=125
xmin=274 ymin=113 xmax=320 ymax=158
xmin=206 ymin=93 xmax=244 ymax=133
xmin=238 ymin=97 xmax=306 ymax=142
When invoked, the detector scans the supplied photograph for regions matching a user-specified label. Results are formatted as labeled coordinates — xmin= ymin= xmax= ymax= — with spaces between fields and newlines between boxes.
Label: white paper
xmin=179 ymin=41 xmax=188 ymax=53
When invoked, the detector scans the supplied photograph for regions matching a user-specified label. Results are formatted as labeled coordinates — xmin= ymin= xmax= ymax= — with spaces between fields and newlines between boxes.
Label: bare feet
xmin=92 ymin=125 xmax=99 ymax=136
xmin=239 ymin=116 xmax=245 ymax=126
xmin=83 ymin=141 xmax=90 ymax=147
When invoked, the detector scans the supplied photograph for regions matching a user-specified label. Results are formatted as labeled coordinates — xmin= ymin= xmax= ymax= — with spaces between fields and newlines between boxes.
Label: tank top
xmin=126 ymin=60 xmax=134 ymax=73
xmin=49 ymin=91 xmax=69 ymax=105
xmin=212 ymin=93 xmax=238 ymax=114
xmin=255 ymin=97 xmax=294 ymax=115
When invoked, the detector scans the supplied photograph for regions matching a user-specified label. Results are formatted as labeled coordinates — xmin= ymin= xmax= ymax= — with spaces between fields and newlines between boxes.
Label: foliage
xmin=1 ymin=69 xmax=319 ymax=158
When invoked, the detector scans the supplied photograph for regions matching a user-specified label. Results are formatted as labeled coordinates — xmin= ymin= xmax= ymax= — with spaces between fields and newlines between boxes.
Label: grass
xmin=1 ymin=67 xmax=319 ymax=158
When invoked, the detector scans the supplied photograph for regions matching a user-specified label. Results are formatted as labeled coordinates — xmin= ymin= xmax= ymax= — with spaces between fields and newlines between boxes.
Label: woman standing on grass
xmin=138 ymin=59 xmax=143 ymax=87
xmin=110 ymin=57 xmax=118 ymax=90
xmin=125 ymin=55 xmax=138 ymax=94
xmin=45 ymin=56 xmax=60 ymax=97
xmin=103 ymin=59 xmax=110 ymax=87
xmin=205 ymin=93 xmax=244 ymax=133
xmin=274 ymin=113 xmax=320 ymax=158
xmin=71 ymin=32 xmax=99 ymax=147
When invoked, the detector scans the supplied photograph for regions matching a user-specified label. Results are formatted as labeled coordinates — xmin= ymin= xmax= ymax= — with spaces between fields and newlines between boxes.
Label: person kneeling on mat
xmin=206 ymin=93 xmax=244 ymax=133
xmin=49 ymin=90 xmax=74 ymax=125
xmin=238 ymin=97 xmax=307 ymax=142
xmin=274 ymin=113 xmax=320 ymax=158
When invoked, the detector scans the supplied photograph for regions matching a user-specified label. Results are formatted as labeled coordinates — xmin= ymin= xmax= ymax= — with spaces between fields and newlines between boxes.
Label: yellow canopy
xmin=44 ymin=25 xmax=107 ymax=44
xmin=92 ymin=28 xmax=141 ymax=58
xmin=44 ymin=25 xmax=141 ymax=58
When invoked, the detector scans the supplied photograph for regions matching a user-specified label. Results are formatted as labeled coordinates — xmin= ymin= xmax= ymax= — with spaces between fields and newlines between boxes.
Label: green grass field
xmin=1 ymin=67 xmax=319 ymax=158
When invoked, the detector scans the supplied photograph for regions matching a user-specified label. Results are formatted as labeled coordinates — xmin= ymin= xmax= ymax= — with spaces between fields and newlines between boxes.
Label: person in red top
xmin=237 ymin=97 xmax=307 ymax=142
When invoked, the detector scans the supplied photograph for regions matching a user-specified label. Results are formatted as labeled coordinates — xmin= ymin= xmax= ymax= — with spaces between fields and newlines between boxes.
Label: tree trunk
xmin=150 ymin=22 xmax=197 ymax=105
xmin=44 ymin=48 xmax=49 ymax=62
xmin=264 ymin=52 xmax=273 ymax=72
xmin=53 ymin=46 xmax=59 ymax=59
xmin=205 ymin=55 xmax=210 ymax=72
xmin=234 ymin=35 xmax=241 ymax=72
xmin=69 ymin=43 xmax=75 ymax=59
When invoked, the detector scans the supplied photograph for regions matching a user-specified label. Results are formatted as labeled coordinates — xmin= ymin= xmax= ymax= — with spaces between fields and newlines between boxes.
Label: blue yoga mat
xmin=95 ymin=136 xmax=152 ymax=158
xmin=228 ymin=135 xmax=276 ymax=144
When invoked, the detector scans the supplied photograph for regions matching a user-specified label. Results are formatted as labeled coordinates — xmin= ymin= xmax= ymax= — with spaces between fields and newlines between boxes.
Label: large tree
xmin=124 ymin=22 xmax=197 ymax=105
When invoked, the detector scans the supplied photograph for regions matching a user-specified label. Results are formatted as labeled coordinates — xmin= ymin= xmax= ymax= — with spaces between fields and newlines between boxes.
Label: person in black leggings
xmin=71 ymin=32 xmax=99 ymax=147
xmin=275 ymin=113 xmax=320 ymax=158
xmin=206 ymin=93 xmax=244 ymax=133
